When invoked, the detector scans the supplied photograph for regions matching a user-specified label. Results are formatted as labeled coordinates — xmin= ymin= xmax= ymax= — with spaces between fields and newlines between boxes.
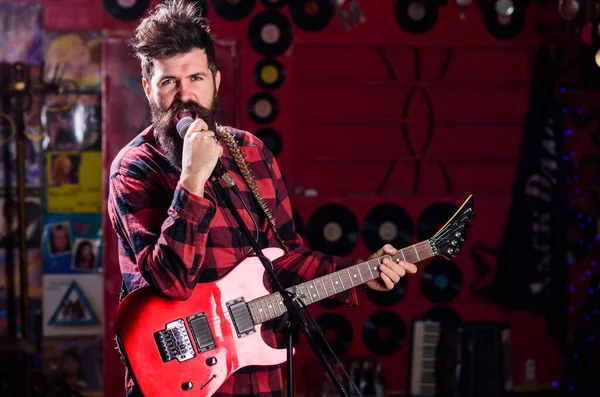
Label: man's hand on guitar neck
xmin=364 ymin=244 xmax=418 ymax=292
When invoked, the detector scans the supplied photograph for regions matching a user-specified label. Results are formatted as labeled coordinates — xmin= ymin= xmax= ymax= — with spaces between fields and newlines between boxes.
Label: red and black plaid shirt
xmin=107 ymin=125 xmax=358 ymax=397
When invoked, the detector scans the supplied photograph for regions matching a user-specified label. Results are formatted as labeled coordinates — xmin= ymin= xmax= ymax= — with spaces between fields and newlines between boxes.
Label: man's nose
xmin=176 ymin=82 xmax=195 ymax=103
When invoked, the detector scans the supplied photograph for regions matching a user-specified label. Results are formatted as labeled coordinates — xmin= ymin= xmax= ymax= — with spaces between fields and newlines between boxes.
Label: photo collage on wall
xmin=39 ymin=29 xmax=104 ymax=396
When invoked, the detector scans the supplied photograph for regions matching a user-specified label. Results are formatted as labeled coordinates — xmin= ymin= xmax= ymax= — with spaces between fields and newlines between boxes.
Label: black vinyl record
xmin=254 ymin=58 xmax=285 ymax=90
xmin=362 ymin=203 xmax=414 ymax=253
xmin=417 ymin=202 xmax=458 ymax=241
xmin=363 ymin=311 xmax=406 ymax=356
xmin=261 ymin=0 xmax=289 ymax=8
xmin=290 ymin=0 xmax=334 ymax=32
xmin=366 ymin=276 xmax=407 ymax=307
xmin=190 ymin=0 xmax=209 ymax=16
xmin=211 ymin=0 xmax=256 ymax=20
xmin=483 ymin=2 xmax=525 ymax=40
xmin=307 ymin=204 xmax=359 ymax=256
xmin=316 ymin=313 xmax=353 ymax=354
xmin=255 ymin=128 xmax=282 ymax=156
xmin=248 ymin=92 xmax=279 ymax=124
xmin=423 ymin=306 xmax=462 ymax=327
xmin=567 ymin=207 xmax=597 ymax=262
xmin=395 ymin=0 xmax=438 ymax=35
xmin=103 ymin=0 xmax=150 ymax=21
xmin=420 ymin=259 xmax=462 ymax=304
xmin=248 ymin=10 xmax=294 ymax=56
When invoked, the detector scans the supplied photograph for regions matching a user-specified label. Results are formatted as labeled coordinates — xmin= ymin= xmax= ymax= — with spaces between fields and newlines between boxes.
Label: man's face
xmin=142 ymin=48 xmax=221 ymax=168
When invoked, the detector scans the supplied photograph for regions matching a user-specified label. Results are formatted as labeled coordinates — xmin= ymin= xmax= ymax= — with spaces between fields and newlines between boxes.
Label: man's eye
xmin=161 ymin=79 xmax=174 ymax=86
xmin=192 ymin=75 xmax=203 ymax=81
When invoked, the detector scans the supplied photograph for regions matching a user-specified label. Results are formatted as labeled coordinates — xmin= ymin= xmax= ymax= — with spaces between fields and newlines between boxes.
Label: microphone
xmin=176 ymin=116 xmax=235 ymax=187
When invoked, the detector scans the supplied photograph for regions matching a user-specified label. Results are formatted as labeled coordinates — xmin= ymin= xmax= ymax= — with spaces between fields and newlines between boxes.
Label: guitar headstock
xmin=429 ymin=195 xmax=475 ymax=259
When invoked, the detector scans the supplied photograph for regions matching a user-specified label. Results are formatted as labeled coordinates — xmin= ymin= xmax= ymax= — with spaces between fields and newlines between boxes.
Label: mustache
xmin=167 ymin=100 xmax=216 ymax=128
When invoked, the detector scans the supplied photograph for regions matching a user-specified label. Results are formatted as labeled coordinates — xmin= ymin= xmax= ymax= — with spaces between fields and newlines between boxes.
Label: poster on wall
xmin=45 ymin=151 xmax=102 ymax=213
xmin=43 ymin=31 xmax=102 ymax=93
xmin=42 ymin=213 xmax=102 ymax=274
xmin=42 ymin=335 xmax=103 ymax=395
xmin=0 ymin=3 xmax=42 ymax=64
xmin=42 ymin=94 xmax=102 ymax=151
xmin=43 ymin=274 xmax=103 ymax=336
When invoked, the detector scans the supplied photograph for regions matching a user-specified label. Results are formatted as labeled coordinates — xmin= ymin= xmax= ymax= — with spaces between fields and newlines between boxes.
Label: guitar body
xmin=115 ymin=247 xmax=287 ymax=397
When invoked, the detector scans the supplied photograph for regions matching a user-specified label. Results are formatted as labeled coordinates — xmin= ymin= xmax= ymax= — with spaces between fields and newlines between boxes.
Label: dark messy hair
xmin=131 ymin=0 xmax=217 ymax=82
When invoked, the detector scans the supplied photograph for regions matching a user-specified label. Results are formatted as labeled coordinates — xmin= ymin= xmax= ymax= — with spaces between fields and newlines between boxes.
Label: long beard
xmin=150 ymin=95 xmax=219 ymax=169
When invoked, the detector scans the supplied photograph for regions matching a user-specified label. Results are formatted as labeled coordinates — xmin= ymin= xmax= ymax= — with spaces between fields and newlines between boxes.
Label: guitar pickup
xmin=187 ymin=312 xmax=216 ymax=353
xmin=227 ymin=298 xmax=255 ymax=338
xmin=154 ymin=319 xmax=195 ymax=363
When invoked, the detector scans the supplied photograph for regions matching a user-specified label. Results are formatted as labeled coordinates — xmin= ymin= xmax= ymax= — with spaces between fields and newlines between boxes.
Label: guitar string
xmin=162 ymin=217 xmax=470 ymax=330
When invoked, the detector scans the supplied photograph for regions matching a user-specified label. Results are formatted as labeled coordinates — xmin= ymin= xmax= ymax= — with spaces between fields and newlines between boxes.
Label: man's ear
xmin=142 ymin=77 xmax=151 ymax=101
xmin=215 ymin=70 xmax=221 ymax=93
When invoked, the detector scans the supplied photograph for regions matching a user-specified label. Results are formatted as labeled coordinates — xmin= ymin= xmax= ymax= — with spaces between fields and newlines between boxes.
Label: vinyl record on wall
xmin=307 ymin=204 xmax=359 ymax=256
xmin=103 ymin=0 xmax=150 ymax=21
xmin=417 ymin=202 xmax=458 ymax=241
xmin=363 ymin=311 xmax=406 ymax=356
xmin=483 ymin=1 xmax=525 ymax=40
xmin=316 ymin=313 xmax=353 ymax=354
xmin=420 ymin=259 xmax=462 ymax=304
xmin=254 ymin=58 xmax=285 ymax=90
xmin=362 ymin=203 xmax=414 ymax=253
xmin=366 ymin=276 xmax=407 ymax=307
xmin=567 ymin=207 xmax=597 ymax=262
xmin=261 ymin=0 xmax=289 ymax=8
xmin=211 ymin=0 xmax=256 ymax=20
xmin=423 ymin=306 xmax=462 ymax=327
xmin=255 ymin=128 xmax=283 ymax=156
xmin=249 ymin=10 xmax=294 ymax=56
xmin=248 ymin=92 xmax=279 ymax=124
xmin=290 ymin=0 xmax=334 ymax=32
xmin=395 ymin=0 xmax=438 ymax=34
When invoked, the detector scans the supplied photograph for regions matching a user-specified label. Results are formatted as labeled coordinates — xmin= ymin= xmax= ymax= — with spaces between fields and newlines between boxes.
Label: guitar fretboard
xmin=247 ymin=241 xmax=433 ymax=324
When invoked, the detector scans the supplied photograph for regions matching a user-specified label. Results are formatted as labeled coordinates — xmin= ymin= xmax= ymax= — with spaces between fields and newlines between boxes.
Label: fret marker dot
xmin=269 ymin=305 xmax=272 ymax=308
xmin=354 ymin=274 xmax=357 ymax=278
xmin=310 ymin=286 xmax=313 ymax=288
xmin=313 ymin=294 xmax=316 ymax=298
xmin=335 ymin=281 xmax=339 ymax=284
xmin=259 ymin=309 xmax=262 ymax=311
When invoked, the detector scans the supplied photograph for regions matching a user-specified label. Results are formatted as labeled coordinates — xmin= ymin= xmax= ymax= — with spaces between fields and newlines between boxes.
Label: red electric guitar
xmin=115 ymin=195 xmax=475 ymax=397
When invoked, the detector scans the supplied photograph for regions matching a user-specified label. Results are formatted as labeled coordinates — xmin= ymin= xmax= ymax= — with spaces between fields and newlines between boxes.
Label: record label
xmin=394 ymin=0 xmax=438 ymax=35
xmin=248 ymin=92 xmax=279 ymax=124
xmin=290 ymin=0 xmax=334 ymax=31
xmin=417 ymin=202 xmax=458 ymax=241
xmin=420 ymin=259 xmax=462 ymax=304
xmin=307 ymin=204 xmax=359 ymax=256
xmin=366 ymin=276 xmax=407 ymax=307
xmin=363 ymin=311 xmax=406 ymax=356
xmin=254 ymin=58 xmax=285 ymax=90
xmin=255 ymin=128 xmax=283 ymax=156
xmin=316 ymin=313 xmax=353 ymax=354
xmin=211 ymin=0 xmax=256 ymax=20
xmin=362 ymin=203 xmax=414 ymax=253
xmin=103 ymin=0 xmax=150 ymax=21
xmin=249 ymin=10 xmax=293 ymax=56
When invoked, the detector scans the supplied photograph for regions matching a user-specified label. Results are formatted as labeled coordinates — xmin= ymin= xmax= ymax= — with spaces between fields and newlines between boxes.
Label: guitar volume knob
xmin=182 ymin=381 xmax=194 ymax=391
xmin=206 ymin=357 xmax=218 ymax=366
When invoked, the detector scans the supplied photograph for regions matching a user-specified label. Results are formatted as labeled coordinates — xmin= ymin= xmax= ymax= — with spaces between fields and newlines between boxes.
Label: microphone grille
xmin=176 ymin=117 xmax=195 ymax=138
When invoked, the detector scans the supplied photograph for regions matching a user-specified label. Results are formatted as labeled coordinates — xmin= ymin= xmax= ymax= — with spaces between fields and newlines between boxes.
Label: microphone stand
xmin=209 ymin=174 xmax=350 ymax=397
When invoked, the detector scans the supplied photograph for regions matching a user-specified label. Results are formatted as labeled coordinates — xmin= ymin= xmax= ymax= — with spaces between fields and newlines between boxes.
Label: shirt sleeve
xmin=262 ymin=149 xmax=360 ymax=306
xmin=108 ymin=166 xmax=217 ymax=300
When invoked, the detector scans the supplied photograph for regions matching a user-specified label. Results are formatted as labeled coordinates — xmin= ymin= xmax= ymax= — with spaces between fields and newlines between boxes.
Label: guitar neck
xmin=247 ymin=240 xmax=434 ymax=325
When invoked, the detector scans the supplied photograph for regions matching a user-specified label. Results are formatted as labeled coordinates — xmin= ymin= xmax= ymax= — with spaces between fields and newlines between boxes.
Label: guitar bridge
xmin=154 ymin=319 xmax=195 ymax=363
